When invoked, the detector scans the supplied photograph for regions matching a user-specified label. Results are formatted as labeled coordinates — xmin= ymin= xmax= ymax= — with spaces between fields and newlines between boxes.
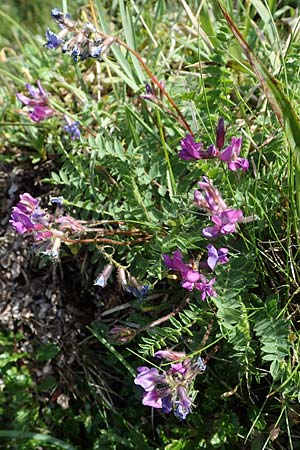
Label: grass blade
xmin=218 ymin=1 xmax=300 ymax=170
xmin=0 ymin=430 xmax=76 ymax=450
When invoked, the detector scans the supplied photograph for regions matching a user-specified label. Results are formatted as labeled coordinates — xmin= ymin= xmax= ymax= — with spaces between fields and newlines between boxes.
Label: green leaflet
xmin=218 ymin=1 xmax=300 ymax=170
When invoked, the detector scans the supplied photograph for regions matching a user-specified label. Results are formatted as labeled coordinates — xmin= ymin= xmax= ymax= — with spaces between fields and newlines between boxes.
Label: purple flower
xmin=219 ymin=137 xmax=249 ymax=171
xmin=56 ymin=215 xmax=85 ymax=232
xmin=181 ymin=269 xmax=201 ymax=291
xmin=141 ymin=83 xmax=157 ymax=102
xmin=70 ymin=44 xmax=80 ymax=61
xmin=202 ymin=209 xmax=243 ymax=238
xmin=179 ymin=135 xmax=204 ymax=160
xmin=163 ymin=249 xmax=189 ymax=274
xmin=207 ymin=244 xmax=229 ymax=270
xmin=16 ymin=193 xmax=39 ymax=214
xmin=163 ymin=249 xmax=217 ymax=299
xmin=51 ymin=7 xmax=64 ymax=21
xmin=142 ymin=389 xmax=163 ymax=408
xmin=179 ymin=135 xmax=218 ymax=161
xmin=134 ymin=367 xmax=165 ymax=392
xmin=194 ymin=275 xmax=217 ymax=301
xmin=9 ymin=193 xmax=45 ymax=234
xmin=45 ymin=28 xmax=63 ymax=49
xmin=194 ymin=177 xmax=227 ymax=213
xmin=16 ymin=81 xmax=55 ymax=123
xmin=51 ymin=196 xmax=64 ymax=206
xmin=134 ymin=350 xmax=205 ymax=419
xmin=90 ymin=44 xmax=102 ymax=58
xmin=10 ymin=208 xmax=36 ymax=234
xmin=123 ymin=276 xmax=149 ymax=301
xmin=63 ymin=115 xmax=81 ymax=140
xmin=108 ymin=326 xmax=134 ymax=344
xmin=174 ymin=386 xmax=192 ymax=420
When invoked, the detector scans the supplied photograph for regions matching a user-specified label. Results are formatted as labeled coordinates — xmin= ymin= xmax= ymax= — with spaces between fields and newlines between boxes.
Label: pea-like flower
xmin=10 ymin=192 xmax=86 ymax=260
xmin=45 ymin=8 xmax=115 ymax=62
xmin=202 ymin=209 xmax=243 ymax=238
xmin=134 ymin=350 xmax=206 ymax=419
xmin=63 ymin=115 xmax=81 ymax=140
xmin=218 ymin=137 xmax=249 ymax=171
xmin=207 ymin=244 xmax=229 ymax=270
xmin=179 ymin=135 xmax=217 ymax=161
xmin=94 ymin=264 xmax=114 ymax=287
xmin=16 ymin=81 xmax=55 ymax=123
xmin=163 ymin=249 xmax=216 ymax=300
xmin=194 ymin=177 xmax=227 ymax=213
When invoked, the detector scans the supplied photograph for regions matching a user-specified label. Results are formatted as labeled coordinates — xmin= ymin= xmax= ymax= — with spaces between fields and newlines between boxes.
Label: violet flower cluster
xmin=194 ymin=177 xmax=243 ymax=238
xmin=179 ymin=118 xmax=249 ymax=172
xmin=16 ymin=81 xmax=81 ymax=140
xmin=163 ymin=249 xmax=218 ymax=301
xmin=134 ymin=350 xmax=206 ymax=420
xmin=45 ymin=8 xmax=114 ymax=62
xmin=10 ymin=193 xmax=85 ymax=259
xmin=16 ymin=80 xmax=55 ymax=123
xmin=163 ymin=176 xmax=242 ymax=299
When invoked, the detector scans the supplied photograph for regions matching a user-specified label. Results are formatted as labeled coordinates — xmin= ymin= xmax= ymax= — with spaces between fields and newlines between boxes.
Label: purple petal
xmin=29 ymin=106 xmax=54 ymax=122
xmin=202 ymin=225 xmax=220 ymax=238
xmin=228 ymin=158 xmax=249 ymax=172
xmin=207 ymin=244 xmax=218 ymax=270
xmin=134 ymin=367 xmax=165 ymax=391
xmin=231 ymin=137 xmax=242 ymax=156
xmin=45 ymin=28 xmax=63 ymax=49
xmin=25 ymin=83 xmax=39 ymax=98
xmin=219 ymin=144 xmax=234 ymax=162
xmin=163 ymin=249 xmax=187 ymax=272
xmin=179 ymin=135 xmax=203 ymax=160
xmin=142 ymin=389 xmax=162 ymax=409
xmin=16 ymin=93 xmax=31 ymax=106
xmin=10 ymin=208 xmax=35 ymax=233
xmin=183 ymin=270 xmax=200 ymax=283
xmin=161 ymin=395 xmax=173 ymax=413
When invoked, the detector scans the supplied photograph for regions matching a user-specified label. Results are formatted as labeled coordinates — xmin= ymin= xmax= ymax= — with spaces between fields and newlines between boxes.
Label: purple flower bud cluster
xmin=134 ymin=350 xmax=206 ymax=420
xmin=45 ymin=8 xmax=115 ymax=62
xmin=194 ymin=177 xmax=243 ymax=238
xmin=179 ymin=118 xmax=249 ymax=172
xmin=10 ymin=193 xmax=85 ymax=259
xmin=16 ymin=81 xmax=80 ymax=140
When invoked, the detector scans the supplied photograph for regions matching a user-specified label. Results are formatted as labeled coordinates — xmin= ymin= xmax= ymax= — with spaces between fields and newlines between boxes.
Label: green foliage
xmin=1 ymin=0 xmax=300 ymax=449
xmin=254 ymin=297 xmax=291 ymax=379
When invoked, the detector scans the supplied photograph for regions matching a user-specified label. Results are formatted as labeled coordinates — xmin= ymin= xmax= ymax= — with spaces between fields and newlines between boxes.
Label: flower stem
xmin=115 ymin=37 xmax=194 ymax=136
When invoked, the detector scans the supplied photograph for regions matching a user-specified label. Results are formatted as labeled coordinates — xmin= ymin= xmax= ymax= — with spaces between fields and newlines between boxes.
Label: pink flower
xmin=194 ymin=177 xmax=227 ymax=213
xmin=207 ymin=244 xmax=229 ymax=270
xmin=179 ymin=135 xmax=204 ymax=160
xmin=10 ymin=208 xmax=36 ymax=234
xmin=17 ymin=81 xmax=55 ymax=122
xmin=219 ymin=137 xmax=249 ymax=171
xmin=194 ymin=275 xmax=217 ymax=301
xmin=163 ymin=249 xmax=189 ymax=274
xmin=202 ymin=209 xmax=243 ymax=238
xmin=56 ymin=215 xmax=85 ymax=232
xmin=179 ymin=135 xmax=217 ymax=161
